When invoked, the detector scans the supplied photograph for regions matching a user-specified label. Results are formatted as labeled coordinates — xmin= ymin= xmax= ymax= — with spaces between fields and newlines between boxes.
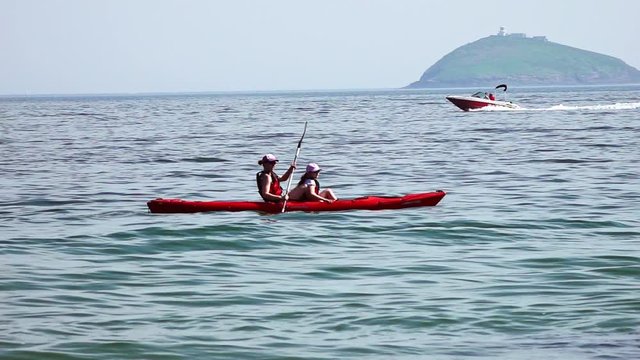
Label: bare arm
xmin=279 ymin=164 xmax=297 ymax=182
xmin=306 ymin=185 xmax=333 ymax=203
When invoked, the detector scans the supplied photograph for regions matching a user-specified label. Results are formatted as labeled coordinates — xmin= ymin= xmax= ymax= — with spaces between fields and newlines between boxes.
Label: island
xmin=406 ymin=27 xmax=640 ymax=88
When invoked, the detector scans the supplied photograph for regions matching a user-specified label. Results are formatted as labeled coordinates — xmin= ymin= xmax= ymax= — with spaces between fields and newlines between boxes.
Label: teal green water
xmin=1 ymin=87 xmax=639 ymax=359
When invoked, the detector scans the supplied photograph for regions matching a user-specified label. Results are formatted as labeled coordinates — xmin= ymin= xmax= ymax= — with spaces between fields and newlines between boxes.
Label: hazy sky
xmin=2 ymin=0 xmax=639 ymax=95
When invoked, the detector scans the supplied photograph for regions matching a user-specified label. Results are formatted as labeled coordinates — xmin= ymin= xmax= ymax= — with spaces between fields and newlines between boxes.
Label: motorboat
xmin=446 ymin=84 xmax=520 ymax=111
xmin=446 ymin=93 xmax=520 ymax=111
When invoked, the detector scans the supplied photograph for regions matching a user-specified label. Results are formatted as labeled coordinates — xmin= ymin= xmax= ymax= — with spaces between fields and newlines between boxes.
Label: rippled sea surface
xmin=1 ymin=86 xmax=639 ymax=359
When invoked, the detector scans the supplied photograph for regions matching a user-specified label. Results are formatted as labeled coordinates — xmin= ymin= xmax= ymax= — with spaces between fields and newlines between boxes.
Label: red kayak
xmin=147 ymin=190 xmax=446 ymax=214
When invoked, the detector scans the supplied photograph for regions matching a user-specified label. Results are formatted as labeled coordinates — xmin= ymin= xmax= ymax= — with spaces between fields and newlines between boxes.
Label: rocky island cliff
xmin=406 ymin=28 xmax=640 ymax=88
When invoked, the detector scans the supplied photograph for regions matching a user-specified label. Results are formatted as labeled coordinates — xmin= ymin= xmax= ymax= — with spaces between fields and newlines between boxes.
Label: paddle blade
xmin=297 ymin=121 xmax=308 ymax=148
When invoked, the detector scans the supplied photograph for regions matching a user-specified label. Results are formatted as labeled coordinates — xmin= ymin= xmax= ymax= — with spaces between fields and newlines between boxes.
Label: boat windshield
xmin=471 ymin=91 xmax=487 ymax=98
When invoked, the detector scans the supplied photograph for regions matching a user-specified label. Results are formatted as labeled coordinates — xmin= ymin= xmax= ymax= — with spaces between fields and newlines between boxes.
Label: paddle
xmin=281 ymin=121 xmax=308 ymax=213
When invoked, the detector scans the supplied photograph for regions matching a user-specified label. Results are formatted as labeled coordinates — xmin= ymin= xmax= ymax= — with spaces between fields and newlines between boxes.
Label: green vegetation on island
xmin=407 ymin=30 xmax=640 ymax=88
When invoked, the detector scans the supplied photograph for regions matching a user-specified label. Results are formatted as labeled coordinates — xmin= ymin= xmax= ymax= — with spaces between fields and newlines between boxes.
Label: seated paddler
xmin=287 ymin=163 xmax=338 ymax=203
xmin=256 ymin=153 xmax=296 ymax=202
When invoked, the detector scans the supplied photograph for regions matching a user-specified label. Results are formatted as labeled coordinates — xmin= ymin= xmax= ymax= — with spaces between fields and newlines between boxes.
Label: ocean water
xmin=1 ymin=86 xmax=639 ymax=359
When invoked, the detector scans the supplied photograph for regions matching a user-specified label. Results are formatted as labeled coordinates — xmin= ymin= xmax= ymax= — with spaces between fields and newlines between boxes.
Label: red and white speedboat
xmin=446 ymin=84 xmax=520 ymax=111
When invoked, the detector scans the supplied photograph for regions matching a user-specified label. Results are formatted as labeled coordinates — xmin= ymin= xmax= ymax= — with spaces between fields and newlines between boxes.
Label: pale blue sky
xmin=2 ymin=0 xmax=639 ymax=95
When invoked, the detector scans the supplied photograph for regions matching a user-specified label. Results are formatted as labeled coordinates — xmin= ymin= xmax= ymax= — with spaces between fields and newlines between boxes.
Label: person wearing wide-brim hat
xmin=256 ymin=154 xmax=296 ymax=202
xmin=287 ymin=162 xmax=338 ymax=203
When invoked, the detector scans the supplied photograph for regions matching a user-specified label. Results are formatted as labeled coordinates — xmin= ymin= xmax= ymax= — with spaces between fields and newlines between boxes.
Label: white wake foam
xmin=545 ymin=102 xmax=640 ymax=111
xmin=474 ymin=102 xmax=640 ymax=111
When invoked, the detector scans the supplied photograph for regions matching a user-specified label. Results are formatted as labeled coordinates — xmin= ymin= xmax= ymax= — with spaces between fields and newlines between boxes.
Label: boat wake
xmin=471 ymin=106 xmax=520 ymax=112
xmin=544 ymin=102 xmax=640 ymax=111
xmin=474 ymin=102 xmax=640 ymax=112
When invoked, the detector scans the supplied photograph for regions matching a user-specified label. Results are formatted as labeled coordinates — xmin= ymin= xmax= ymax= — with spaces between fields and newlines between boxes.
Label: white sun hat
xmin=306 ymin=163 xmax=321 ymax=172
xmin=258 ymin=153 xmax=279 ymax=165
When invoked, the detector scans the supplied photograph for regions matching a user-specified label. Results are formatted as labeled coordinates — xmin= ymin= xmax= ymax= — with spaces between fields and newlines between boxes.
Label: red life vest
xmin=256 ymin=171 xmax=282 ymax=201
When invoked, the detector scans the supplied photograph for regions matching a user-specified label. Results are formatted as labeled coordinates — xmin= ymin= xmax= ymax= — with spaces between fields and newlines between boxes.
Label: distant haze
xmin=2 ymin=0 xmax=639 ymax=95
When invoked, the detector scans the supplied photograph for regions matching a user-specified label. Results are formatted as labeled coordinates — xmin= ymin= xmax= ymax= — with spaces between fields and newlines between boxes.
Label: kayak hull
xmin=147 ymin=190 xmax=446 ymax=214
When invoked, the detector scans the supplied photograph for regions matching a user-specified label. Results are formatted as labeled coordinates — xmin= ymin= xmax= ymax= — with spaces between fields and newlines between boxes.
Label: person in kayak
xmin=288 ymin=163 xmax=338 ymax=203
xmin=256 ymin=153 xmax=296 ymax=202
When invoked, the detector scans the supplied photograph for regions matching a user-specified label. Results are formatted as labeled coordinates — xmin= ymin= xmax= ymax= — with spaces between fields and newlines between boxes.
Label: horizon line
xmin=1 ymin=83 xmax=639 ymax=98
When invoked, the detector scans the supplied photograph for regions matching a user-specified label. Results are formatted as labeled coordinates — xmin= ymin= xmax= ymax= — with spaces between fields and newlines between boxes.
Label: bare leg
xmin=320 ymin=189 xmax=338 ymax=201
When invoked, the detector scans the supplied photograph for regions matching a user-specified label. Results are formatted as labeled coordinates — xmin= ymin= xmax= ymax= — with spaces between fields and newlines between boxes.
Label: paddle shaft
xmin=281 ymin=121 xmax=307 ymax=212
